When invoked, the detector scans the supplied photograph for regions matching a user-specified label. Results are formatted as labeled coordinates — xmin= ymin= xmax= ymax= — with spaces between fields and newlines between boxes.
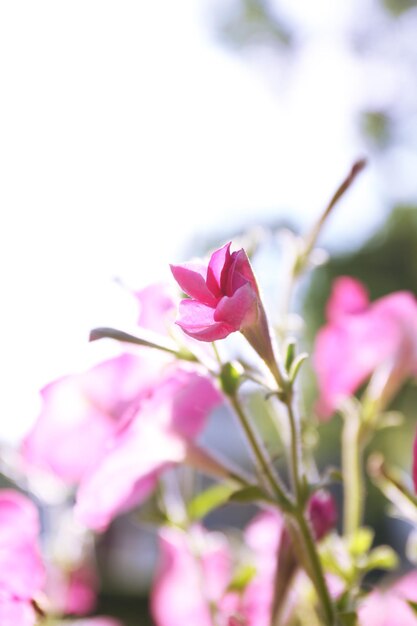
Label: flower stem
xmin=229 ymin=394 xmax=292 ymax=509
xmin=342 ymin=408 xmax=364 ymax=536
xmin=293 ymin=511 xmax=337 ymax=626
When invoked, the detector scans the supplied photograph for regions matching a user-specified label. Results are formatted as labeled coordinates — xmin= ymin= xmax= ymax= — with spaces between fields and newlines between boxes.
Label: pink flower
xmin=74 ymin=368 xmax=222 ymax=531
xmin=151 ymin=525 xmax=233 ymax=626
xmin=358 ymin=571 xmax=417 ymax=625
xmin=0 ymin=490 xmax=45 ymax=626
xmin=151 ymin=509 xmax=285 ymax=626
xmin=307 ymin=490 xmax=337 ymax=541
xmin=314 ymin=277 xmax=417 ymax=419
xmin=170 ymin=242 xmax=260 ymax=342
xmin=46 ymin=562 xmax=97 ymax=616
xmin=22 ymin=352 xmax=161 ymax=484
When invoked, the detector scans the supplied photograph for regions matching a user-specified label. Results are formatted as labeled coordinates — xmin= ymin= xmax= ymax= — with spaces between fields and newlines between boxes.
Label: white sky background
xmin=0 ymin=0 xmax=405 ymax=440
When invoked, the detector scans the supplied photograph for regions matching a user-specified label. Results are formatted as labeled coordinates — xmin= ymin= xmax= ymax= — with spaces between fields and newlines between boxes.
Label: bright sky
xmin=0 ymin=1 xmax=391 ymax=440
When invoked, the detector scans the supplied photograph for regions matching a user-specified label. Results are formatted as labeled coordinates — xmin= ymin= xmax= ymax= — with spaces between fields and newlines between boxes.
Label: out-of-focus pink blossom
xmin=171 ymin=242 xmax=260 ymax=342
xmin=47 ymin=562 xmax=97 ymax=616
xmin=151 ymin=525 xmax=233 ymax=626
xmin=307 ymin=490 xmax=337 ymax=541
xmin=0 ymin=490 xmax=45 ymax=626
xmin=151 ymin=509 xmax=285 ymax=626
xmin=75 ymin=369 xmax=222 ymax=531
xmin=134 ymin=282 xmax=176 ymax=334
xmin=314 ymin=276 xmax=417 ymax=419
xmin=358 ymin=571 xmax=417 ymax=625
xmin=22 ymin=353 xmax=161 ymax=484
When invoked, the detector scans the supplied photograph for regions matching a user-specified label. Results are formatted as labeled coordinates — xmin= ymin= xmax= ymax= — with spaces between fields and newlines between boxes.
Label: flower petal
xmin=176 ymin=299 xmax=234 ymax=341
xmin=214 ymin=283 xmax=258 ymax=331
xmin=170 ymin=263 xmax=218 ymax=305
xmin=207 ymin=242 xmax=231 ymax=296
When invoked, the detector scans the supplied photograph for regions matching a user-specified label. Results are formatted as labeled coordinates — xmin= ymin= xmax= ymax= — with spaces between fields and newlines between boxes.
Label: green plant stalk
xmin=230 ymin=393 xmax=336 ymax=626
xmin=294 ymin=511 xmax=337 ymax=626
xmin=229 ymin=394 xmax=291 ymax=508
xmin=342 ymin=410 xmax=364 ymax=536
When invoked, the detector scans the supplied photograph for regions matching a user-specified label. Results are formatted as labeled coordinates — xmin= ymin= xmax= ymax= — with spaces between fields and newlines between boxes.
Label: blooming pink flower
xmin=170 ymin=242 xmax=260 ymax=342
xmin=314 ymin=276 xmax=417 ymax=419
xmin=74 ymin=368 xmax=222 ymax=531
xmin=358 ymin=571 xmax=417 ymax=625
xmin=0 ymin=490 xmax=45 ymax=626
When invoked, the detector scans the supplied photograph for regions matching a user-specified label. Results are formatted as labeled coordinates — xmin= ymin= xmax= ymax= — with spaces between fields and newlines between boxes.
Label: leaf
xmin=228 ymin=485 xmax=272 ymax=504
xmin=187 ymin=484 xmax=236 ymax=521
xmin=227 ymin=564 xmax=257 ymax=593
xmin=89 ymin=326 xmax=197 ymax=361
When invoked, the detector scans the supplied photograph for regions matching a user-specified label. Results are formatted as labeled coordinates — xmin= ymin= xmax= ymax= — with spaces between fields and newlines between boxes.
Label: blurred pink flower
xmin=47 ymin=562 xmax=97 ymax=616
xmin=314 ymin=276 xmax=417 ymax=419
xmin=170 ymin=242 xmax=259 ymax=342
xmin=151 ymin=525 xmax=233 ymax=626
xmin=75 ymin=368 xmax=222 ymax=531
xmin=0 ymin=490 xmax=45 ymax=626
xmin=134 ymin=282 xmax=176 ymax=334
xmin=307 ymin=490 xmax=337 ymax=541
xmin=151 ymin=509 xmax=285 ymax=626
xmin=22 ymin=352 xmax=161 ymax=484
xmin=358 ymin=571 xmax=417 ymax=625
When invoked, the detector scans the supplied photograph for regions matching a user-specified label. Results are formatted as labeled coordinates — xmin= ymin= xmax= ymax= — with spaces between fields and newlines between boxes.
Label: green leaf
xmin=89 ymin=326 xmax=197 ymax=361
xmin=187 ymin=484 xmax=236 ymax=521
xmin=228 ymin=485 xmax=272 ymax=504
xmin=227 ymin=564 xmax=257 ymax=593
xmin=288 ymin=352 xmax=308 ymax=383
xmin=348 ymin=527 xmax=374 ymax=557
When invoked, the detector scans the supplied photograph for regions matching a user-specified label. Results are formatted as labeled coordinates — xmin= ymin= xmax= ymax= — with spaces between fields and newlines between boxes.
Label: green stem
xmin=342 ymin=410 xmax=364 ymax=536
xmin=229 ymin=394 xmax=292 ymax=509
xmin=294 ymin=511 xmax=337 ymax=626
xmin=285 ymin=396 xmax=303 ymax=501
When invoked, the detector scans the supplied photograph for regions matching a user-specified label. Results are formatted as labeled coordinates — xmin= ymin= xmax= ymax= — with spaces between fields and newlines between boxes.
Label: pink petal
xmin=326 ymin=277 xmax=369 ymax=322
xmin=151 ymin=526 xmax=232 ymax=626
xmin=176 ymin=299 xmax=234 ymax=341
xmin=358 ymin=589 xmax=417 ymax=626
xmin=135 ymin=283 xmax=176 ymax=334
xmin=315 ymin=286 xmax=417 ymax=419
xmin=214 ymin=283 xmax=258 ymax=331
xmin=75 ymin=422 xmax=185 ymax=531
xmin=22 ymin=354 xmax=157 ymax=483
xmin=0 ymin=599 xmax=37 ymax=626
xmin=75 ymin=370 xmax=220 ymax=530
xmin=207 ymin=242 xmax=231 ymax=296
xmin=170 ymin=263 xmax=218 ymax=306
xmin=0 ymin=491 xmax=45 ymax=600
xmin=225 ymin=249 xmax=259 ymax=297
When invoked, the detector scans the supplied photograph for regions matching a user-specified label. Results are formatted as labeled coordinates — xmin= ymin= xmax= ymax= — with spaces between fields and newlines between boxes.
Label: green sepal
xmin=187 ymin=484 xmax=236 ymax=522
